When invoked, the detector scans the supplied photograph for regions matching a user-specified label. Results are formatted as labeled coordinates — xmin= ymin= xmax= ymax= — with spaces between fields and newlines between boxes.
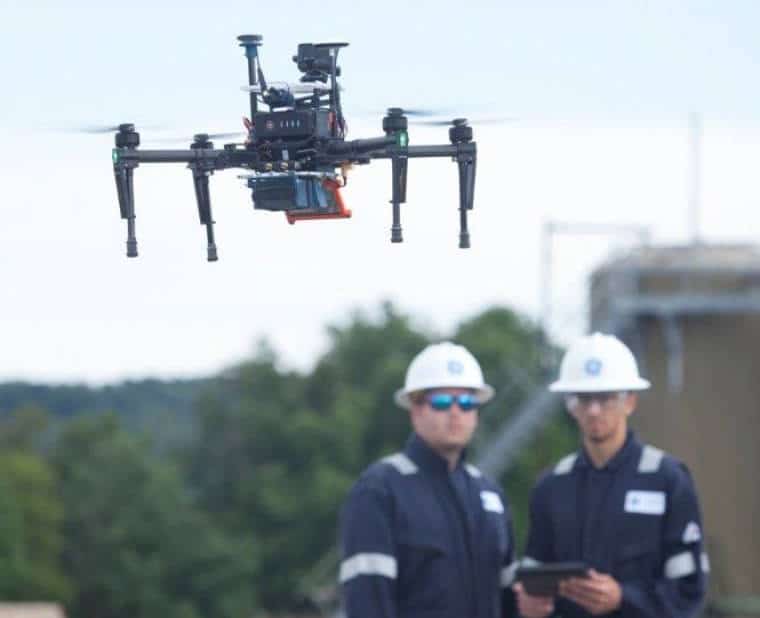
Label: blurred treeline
xmin=0 ymin=302 xmax=577 ymax=618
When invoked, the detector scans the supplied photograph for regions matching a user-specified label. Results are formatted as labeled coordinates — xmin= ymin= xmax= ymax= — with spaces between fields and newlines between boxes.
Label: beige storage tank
xmin=590 ymin=244 xmax=760 ymax=617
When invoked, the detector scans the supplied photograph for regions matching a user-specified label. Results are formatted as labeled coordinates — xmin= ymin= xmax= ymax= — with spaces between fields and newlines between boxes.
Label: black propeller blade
xmin=389 ymin=107 xmax=441 ymax=117
xmin=66 ymin=122 xmax=164 ymax=134
xmin=79 ymin=124 xmax=127 ymax=134
xmin=155 ymin=131 xmax=247 ymax=144
xmin=409 ymin=115 xmax=518 ymax=126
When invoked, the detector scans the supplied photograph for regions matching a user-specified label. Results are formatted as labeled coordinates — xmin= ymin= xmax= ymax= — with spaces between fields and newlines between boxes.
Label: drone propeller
xmin=66 ymin=122 xmax=164 ymax=134
xmin=389 ymin=107 xmax=441 ymax=118
xmin=155 ymin=131 xmax=247 ymax=144
xmin=409 ymin=115 xmax=518 ymax=126
xmin=78 ymin=124 xmax=128 ymax=134
xmin=350 ymin=106 xmax=449 ymax=119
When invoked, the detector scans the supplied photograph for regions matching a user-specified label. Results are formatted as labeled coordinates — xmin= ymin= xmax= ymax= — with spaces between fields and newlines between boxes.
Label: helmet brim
xmin=548 ymin=378 xmax=651 ymax=393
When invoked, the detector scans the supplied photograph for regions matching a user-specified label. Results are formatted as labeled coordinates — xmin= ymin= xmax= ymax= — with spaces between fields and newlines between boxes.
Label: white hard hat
xmin=549 ymin=332 xmax=650 ymax=393
xmin=394 ymin=341 xmax=495 ymax=409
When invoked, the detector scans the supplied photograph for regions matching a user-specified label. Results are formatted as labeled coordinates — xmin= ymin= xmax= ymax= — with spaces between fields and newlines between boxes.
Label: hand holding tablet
xmin=515 ymin=562 xmax=589 ymax=596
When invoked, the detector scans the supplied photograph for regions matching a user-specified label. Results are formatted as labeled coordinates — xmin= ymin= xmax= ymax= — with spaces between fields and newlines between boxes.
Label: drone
xmin=111 ymin=34 xmax=477 ymax=261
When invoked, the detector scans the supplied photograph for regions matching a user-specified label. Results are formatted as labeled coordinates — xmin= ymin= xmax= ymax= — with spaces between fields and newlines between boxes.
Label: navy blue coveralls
xmin=340 ymin=433 xmax=517 ymax=618
xmin=525 ymin=432 xmax=708 ymax=618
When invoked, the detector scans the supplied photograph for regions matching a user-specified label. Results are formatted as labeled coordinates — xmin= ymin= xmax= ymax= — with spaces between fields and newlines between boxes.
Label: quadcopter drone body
xmin=112 ymin=34 xmax=477 ymax=261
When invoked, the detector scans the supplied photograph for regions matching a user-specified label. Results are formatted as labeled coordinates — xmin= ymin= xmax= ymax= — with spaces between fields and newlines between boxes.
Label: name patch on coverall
xmin=624 ymin=490 xmax=666 ymax=515
xmin=480 ymin=491 xmax=504 ymax=513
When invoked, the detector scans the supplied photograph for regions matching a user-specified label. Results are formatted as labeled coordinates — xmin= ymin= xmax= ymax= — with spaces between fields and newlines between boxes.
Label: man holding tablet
xmin=515 ymin=333 xmax=708 ymax=618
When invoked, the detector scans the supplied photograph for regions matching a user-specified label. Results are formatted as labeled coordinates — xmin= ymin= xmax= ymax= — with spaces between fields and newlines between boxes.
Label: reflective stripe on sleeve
xmin=665 ymin=551 xmax=697 ymax=579
xmin=701 ymin=552 xmax=711 ymax=573
xmin=339 ymin=553 xmax=398 ymax=583
xmin=500 ymin=561 xmax=519 ymax=587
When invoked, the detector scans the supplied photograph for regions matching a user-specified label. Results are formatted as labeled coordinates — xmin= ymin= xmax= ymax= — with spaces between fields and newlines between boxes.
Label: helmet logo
xmin=584 ymin=358 xmax=603 ymax=376
xmin=447 ymin=360 xmax=464 ymax=374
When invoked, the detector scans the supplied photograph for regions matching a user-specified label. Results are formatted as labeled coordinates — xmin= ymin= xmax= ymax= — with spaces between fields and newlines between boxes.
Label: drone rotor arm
xmin=324 ymin=135 xmax=396 ymax=157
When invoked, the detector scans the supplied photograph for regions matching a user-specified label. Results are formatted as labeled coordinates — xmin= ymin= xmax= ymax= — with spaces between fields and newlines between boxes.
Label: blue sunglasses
xmin=426 ymin=392 xmax=481 ymax=412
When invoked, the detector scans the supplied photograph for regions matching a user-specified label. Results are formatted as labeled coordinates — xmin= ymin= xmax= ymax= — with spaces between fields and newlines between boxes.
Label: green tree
xmin=0 ymin=451 xmax=71 ymax=601
xmin=454 ymin=307 xmax=548 ymax=445
xmin=0 ymin=405 xmax=55 ymax=452
xmin=0 ymin=406 xmax=70 ymax=600
xmin=0 ymin=475 xmax=27 ymax=598
xmin=186 ymin=304 xmax=429 ymax=611
xmin=52 ymin=415 xmax=255 ymax=618
xmin=307 ymin=302 xmax=431 ymax=462
xmin=187 ymin=349 xmax=357 ymax=610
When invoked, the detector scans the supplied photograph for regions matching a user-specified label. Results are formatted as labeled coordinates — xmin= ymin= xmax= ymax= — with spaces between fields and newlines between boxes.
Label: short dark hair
xmin=409 ymin=391 xmax=427 ymax=406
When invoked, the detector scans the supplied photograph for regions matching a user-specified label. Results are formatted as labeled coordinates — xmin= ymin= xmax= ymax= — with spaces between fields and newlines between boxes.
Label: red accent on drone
xmin=285 ymin=178 xmax=352 ymax=224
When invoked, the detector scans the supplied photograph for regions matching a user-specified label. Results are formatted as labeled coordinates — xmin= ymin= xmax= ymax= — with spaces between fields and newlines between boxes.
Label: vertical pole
xmin=689 ymin=112 xmax=702 ymax=245
xmin=540 ymin=221 xmax=553 ymax=336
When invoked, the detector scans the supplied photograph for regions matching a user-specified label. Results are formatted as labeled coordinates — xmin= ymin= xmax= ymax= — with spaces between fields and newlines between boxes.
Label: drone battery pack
xmin=254 ymin=110 xmax=330 ymax=139
xmin=286 ymin=178 xmax=351 ymax=223
xmin=249 ymin=175 xmax=350 ymax=222
xmin=249 ymin=175 xmax=300 ymax=211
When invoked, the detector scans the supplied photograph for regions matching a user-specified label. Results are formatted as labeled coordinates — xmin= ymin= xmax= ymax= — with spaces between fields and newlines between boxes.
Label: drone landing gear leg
xmin=114 ymin=163 xmax=138 ymax=257
xmin=191 ymin=168 xmax=218 ymax=262
xmin=456 ymin=152 xmax=476 ymax=249
xmin=390 ymin=154 xmax=408 ymax=243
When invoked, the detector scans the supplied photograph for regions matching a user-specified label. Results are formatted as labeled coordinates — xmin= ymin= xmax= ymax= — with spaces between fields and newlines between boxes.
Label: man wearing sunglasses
xmin=339 ymin=341 xmax=517 ymax=618
xmin=514 ymin=333 xmax=708 ymax=618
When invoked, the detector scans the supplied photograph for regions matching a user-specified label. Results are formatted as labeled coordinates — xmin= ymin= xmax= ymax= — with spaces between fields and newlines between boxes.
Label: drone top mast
xmin=238 ymin=34 xmax=265 ymax=118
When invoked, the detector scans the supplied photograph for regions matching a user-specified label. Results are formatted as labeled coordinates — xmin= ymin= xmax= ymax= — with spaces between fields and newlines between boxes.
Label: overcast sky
xmin=2 ymin=1 xmax=760 ymax=383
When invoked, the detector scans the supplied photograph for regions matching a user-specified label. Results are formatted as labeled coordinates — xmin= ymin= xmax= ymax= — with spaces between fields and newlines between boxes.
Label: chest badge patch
xmin=480 ymin=490 xmax=504 ymax=513
xmin=624 ymin=490 xmax=666 ymax=515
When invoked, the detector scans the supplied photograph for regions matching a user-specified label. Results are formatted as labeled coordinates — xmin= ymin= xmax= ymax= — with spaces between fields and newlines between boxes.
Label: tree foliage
xmin=0 ymin=449 xmax=70 ymax=601
xmin=52 ymin=415 xmax=256 ymax=618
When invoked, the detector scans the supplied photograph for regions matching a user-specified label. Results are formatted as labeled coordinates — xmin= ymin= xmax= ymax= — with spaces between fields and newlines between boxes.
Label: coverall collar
xmin=405 ymin=432 xmax=468 ymax=475
xmin=577 ymin=430 xmax=640 ymax=472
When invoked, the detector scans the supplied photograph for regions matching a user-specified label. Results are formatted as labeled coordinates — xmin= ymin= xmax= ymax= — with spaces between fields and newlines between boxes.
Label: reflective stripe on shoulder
xmin=465 ymin=463 xmax=482 ymax=478
xmin=638 ymin=445 xmax=664 ymax=473
xmin=381 ymin=453 xmax=418 ymax=475
xmin=339 ymin=553 xmax=397 ymax=583
xmin=554 ymin=453 xmax=578 ymax=475
xmin=665 ymin=551 xmax=697 ymax=579
xmin=500 ymin=561 xmax=519 ymax=587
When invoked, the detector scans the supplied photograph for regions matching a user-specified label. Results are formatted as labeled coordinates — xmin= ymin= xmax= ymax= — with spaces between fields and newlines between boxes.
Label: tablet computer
xmin=515 ymin=562 xmax=589 ymax=596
